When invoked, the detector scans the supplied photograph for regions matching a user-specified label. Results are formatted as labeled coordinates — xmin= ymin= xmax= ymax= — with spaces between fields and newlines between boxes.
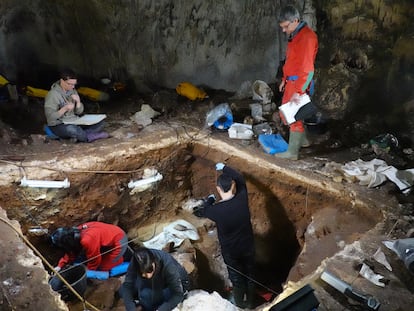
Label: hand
xmin=215 ymin=162 xmax=225 ymax=171
xmin=54 ymin=266 xmax=61 ymax=273
xmin=279 ymin=80 xmax=285 ymax=92
xmin=207 ymin=194 xmax=216 ymax=203
xmin=65 ymin=102 xmax=75 ymax=111
xmin=70 ymin=94 xmax=81 ymax=104
xmin=290 ymin=93 xmax=301 ymax=105
xmin=193 ymin=202 xmax=205 ymax=217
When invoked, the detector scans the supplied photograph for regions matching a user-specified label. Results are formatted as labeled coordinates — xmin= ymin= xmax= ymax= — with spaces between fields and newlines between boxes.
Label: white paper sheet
xmin=63 ymin=114 xmax=107 ymax=125
xmin=278 ymin=94 xmax=311 ymax=125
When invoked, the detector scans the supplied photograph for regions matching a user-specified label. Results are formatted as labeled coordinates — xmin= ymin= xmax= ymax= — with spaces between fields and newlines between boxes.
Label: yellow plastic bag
xmin=25 ymin=86 xmax=48 ymax=98
xmin=77 ymin=87 xmax=109 ymax=102
xmin=0 ymin=75 xmax=9 ymax=87
xmin=176 ymin=82 xmax=208 ymax=101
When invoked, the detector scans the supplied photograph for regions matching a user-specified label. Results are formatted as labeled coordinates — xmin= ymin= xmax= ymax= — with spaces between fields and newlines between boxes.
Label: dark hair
xmin=217 ymin=173 xmax=233 ymax=192
xmin=51 ymin=227 xmax=81 ymax=252
xmin=134 ymin=247 xmax=155 ymax=274
xmin=59 ymin=68 xmax=77 ymax=81
xmin=279 ymin=5 xmax=300 ymax=23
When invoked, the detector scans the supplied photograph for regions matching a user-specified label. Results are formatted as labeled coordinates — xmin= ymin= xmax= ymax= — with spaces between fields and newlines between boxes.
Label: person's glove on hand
xmin=206 ymin=194 xmax=216 ymax=204
xmin=216 ymin=162 xmax=225 ymax=171
xmin=54 ymin=266 xmax=61 ymax=273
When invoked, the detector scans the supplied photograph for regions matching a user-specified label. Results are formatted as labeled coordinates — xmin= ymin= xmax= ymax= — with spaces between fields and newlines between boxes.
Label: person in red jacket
xmin=51 ymin=221 xmax=128 ymax=272
xmin=276 ymin=5 xmax=318 ymax=160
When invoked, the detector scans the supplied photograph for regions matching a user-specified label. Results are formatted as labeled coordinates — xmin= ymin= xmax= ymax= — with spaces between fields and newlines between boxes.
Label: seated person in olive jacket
xmin=44 ymin=68 xmax=108 ymax=142
xmin=120 ymin=247 xmax=190 ymax=311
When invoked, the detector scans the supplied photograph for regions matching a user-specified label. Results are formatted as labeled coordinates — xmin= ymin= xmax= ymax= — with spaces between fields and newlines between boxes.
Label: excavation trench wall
xmin=0 ymin=133 xmax=383 ymax=309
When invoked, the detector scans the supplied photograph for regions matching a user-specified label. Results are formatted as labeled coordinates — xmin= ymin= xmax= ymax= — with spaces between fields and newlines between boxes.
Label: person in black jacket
xmin=193 ymin=163 xmax=256 ymax=308
xmin=119 ymin=247 xmax=190 ymax=311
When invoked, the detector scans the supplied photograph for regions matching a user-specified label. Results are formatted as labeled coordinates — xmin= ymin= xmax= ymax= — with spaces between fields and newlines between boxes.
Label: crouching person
xmin=120 ymin=247 xmax=191 ymax=311
xmin=51 ymin=221 xmax=128 ymax=273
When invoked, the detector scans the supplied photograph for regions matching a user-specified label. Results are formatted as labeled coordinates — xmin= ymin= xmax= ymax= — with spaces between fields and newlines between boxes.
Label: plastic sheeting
xmin=341 ymin=158 xmax=413 ymax=193
xmin=143 ymin=219 xmax=199 ymax=250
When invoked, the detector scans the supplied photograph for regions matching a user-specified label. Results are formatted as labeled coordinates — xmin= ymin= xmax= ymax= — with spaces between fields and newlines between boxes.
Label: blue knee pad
xmin=44 ymin=125 xmax=60 ymax=140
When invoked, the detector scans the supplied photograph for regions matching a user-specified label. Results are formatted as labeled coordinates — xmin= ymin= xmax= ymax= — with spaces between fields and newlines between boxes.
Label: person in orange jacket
xmin=276 ymin=5 xmax=318 ymax=160
xmin=51 ymin=221 xmax=128 ymax=272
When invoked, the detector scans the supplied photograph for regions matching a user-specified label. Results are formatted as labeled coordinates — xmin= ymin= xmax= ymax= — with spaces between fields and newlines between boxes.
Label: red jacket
xmin=282 ymin=22 xmax=318 ymax=104
xmin=57 ymin=221 xmax=126 ymax=271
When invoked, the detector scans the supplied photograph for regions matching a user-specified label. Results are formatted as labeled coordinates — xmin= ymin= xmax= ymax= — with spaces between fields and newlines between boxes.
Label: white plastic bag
xmin=205 ymin=103 xmax=233 ymax=128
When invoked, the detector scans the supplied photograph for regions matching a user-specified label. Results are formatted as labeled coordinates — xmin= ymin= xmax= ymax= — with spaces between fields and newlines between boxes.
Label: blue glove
xmin=86 ymin=270 xmax=109 ymax=280
xmin=216 ymin=162 xmax=225 ymax=171
xmin=109 ymin=262 xmax=130 ymax=277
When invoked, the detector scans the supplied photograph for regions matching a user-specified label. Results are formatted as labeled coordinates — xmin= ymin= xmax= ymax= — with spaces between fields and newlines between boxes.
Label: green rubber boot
xmin=301 ymin=129 xmax=311 ymax=148
xmin=275 ymin=131 xmax=304 ymax=160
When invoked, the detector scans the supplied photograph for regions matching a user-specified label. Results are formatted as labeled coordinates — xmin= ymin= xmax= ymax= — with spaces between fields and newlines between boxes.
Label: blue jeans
xmin=50 ymin=120 xmax=105 ymax=142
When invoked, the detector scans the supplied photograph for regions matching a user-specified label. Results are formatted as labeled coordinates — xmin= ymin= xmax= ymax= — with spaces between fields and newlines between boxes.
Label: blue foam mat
xmin=258 ymin=134 xmax=288 ymax=154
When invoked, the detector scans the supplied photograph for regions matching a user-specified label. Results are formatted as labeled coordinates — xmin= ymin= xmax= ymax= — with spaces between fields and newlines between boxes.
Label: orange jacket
xmin=282 ymin=22 xmax=318 ymax=104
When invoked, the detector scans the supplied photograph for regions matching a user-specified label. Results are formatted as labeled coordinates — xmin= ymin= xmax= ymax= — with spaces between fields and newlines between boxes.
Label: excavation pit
xmin=0 ymin=130 xmax=384 ymax=310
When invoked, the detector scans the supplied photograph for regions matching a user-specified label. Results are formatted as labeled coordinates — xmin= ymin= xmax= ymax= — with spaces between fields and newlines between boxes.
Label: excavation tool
xmin=320 ymin=270 xmax=380 ymax=311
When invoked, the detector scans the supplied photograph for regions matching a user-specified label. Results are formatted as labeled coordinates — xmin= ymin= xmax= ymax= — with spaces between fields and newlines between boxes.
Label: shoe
xmin=86 ymin=131 xmax=109 ymax=143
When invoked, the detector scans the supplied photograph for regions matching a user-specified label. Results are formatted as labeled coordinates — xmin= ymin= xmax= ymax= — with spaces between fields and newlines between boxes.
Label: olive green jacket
xmin=44 ymin=81 xmax=84 ymax=126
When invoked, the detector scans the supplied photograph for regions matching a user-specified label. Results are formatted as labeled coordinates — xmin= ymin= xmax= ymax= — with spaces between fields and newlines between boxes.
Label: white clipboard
xmin=278 ymin=94 xmax=310 ymax=125
xmin=63 ymin=114 xmax=107 ymax=125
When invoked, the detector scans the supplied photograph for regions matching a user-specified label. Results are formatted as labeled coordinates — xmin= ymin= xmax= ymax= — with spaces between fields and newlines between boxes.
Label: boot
xmin=87 ymin=131 xmax=109 ymax=142
xmin=232 ymin=286 xmax=246 ymax=309
xmin=301 ymin=129 xmax=311 ymax=147
xmin=275 ymin=131 xmax=304 ymax=160
xmin=246 ymin=283 xmax=256 ymax=309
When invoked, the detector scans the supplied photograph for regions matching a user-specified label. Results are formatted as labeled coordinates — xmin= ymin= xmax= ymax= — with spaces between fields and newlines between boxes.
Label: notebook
xmin=63 ymin=114 xmax=107 ymax=125
xmin=279 ymin=94 xmax=311 ymax=125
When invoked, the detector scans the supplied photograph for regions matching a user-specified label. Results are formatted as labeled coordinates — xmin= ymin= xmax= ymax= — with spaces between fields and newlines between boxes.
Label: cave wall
xmin=0 ymin=0 xmax=313 ymax=91
xmin=0 ymin=0 xmax=413 ymax=145
xmin=314 ymin=0 xmax=414 ymax=144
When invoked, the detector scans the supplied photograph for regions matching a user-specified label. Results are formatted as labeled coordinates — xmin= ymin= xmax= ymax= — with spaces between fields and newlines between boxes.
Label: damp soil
xmin=1 ymin=89 xmax=414 ymax=310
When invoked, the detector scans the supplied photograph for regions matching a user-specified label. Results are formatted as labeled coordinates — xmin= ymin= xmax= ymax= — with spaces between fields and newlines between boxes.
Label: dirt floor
xmin=1 ymin=90 xmax=414 ymax=310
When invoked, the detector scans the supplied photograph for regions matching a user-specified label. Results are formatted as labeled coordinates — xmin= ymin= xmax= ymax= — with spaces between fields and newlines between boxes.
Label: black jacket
xmin=195 ymin=166 xmax=255 ymax=256
xmin=121 ymin=249 xmax=189 ymax=311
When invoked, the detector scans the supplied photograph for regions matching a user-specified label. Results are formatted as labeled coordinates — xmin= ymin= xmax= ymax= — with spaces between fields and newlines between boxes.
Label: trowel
xmin=320 ymin=270 xmax=380 ymax=311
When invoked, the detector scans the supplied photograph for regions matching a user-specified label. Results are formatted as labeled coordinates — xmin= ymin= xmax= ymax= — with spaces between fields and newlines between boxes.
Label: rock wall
xmin=0 ymin=0 xmax=312 ymax=91
xmin=314 ymin=0 xmax=414 ymax=145
xmin=0 ymin=0 xmax=413 ymax=145
xmin=315 ymin=0 xmax=413 ymax=114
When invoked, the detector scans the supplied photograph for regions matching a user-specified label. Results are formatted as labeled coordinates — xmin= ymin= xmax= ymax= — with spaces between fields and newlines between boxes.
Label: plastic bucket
xmin=49 ymin=265 xmax=87 ymax=301
xmin=304 ymin=115 xmax=328 ymax=135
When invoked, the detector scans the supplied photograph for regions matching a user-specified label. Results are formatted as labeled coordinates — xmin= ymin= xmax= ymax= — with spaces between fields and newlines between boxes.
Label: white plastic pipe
xmin=128 ymin=173 xmax=163 ymax=189
xmin=20 ymin=177 xmax=70 ymax=188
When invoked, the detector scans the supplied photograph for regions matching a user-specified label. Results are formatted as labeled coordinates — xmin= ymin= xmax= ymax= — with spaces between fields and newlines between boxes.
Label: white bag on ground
xmin=143 ymin=219 xmax=200 ymax=249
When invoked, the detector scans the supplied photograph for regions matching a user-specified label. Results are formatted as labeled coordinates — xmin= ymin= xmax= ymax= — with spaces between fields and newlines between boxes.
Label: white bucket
xmin=228 ymin=123 xmax=254 ymax=140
